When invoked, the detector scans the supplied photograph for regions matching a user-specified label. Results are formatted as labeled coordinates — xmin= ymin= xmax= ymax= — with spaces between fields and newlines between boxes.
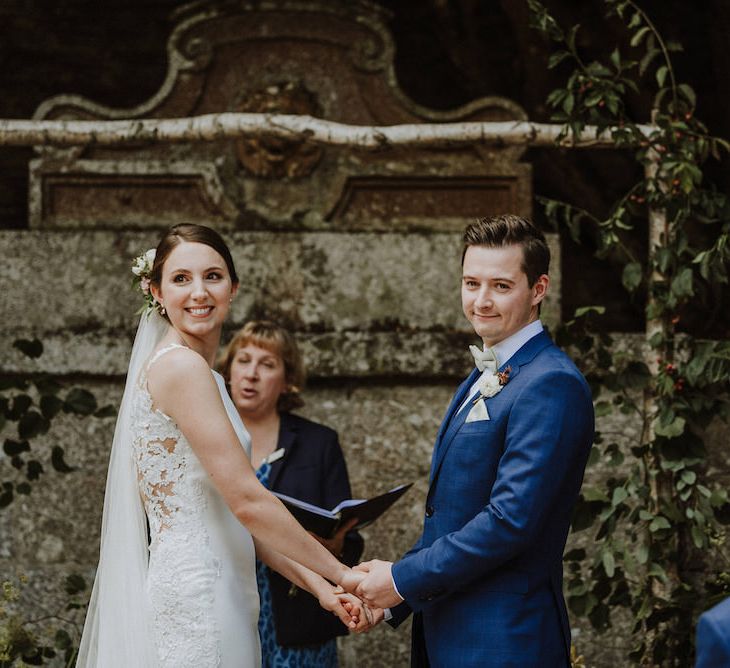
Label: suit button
xmin=425 ymin=505 xmax=434 ymax=518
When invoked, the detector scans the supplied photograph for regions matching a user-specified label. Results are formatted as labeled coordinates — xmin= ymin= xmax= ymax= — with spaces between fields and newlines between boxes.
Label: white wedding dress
xmin=131 ymin=343 xmax=261 ymax=667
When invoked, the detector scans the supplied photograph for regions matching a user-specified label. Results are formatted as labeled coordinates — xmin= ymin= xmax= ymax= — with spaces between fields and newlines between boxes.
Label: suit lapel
xmin=429 ymin=367 xmax=480 ymax=481
xmin=267 ymin=412 xmax=297 ymax=489
xmin=429 ymin=331 xmax=554 ymax=485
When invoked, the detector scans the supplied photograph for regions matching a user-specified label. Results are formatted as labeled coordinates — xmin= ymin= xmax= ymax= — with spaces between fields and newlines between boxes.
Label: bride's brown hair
xmin=150 ymin=223 xmax=239 ymax=289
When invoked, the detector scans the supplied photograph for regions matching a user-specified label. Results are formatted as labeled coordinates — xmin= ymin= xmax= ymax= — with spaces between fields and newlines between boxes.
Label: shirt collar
xmin=490 ymin=320 xmax=544 ymax=368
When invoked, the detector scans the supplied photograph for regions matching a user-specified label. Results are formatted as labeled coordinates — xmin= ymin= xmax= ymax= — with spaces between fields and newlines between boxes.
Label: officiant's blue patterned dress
xmin=255 ymin=461 xmax=338 ymax=668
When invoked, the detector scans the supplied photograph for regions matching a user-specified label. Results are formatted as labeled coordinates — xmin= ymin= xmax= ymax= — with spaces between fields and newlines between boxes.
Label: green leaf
xmin=612 ymin=487 xmax=628 ymax=506
xmin=655 ymin=65 xmax=668 ymax=88
xmin=26 ymin=460 xmax=43 ymax=481
xmin=649 ymin=516 xmax=671 ymax=532
xmin=566 ymin=24 xmax=580 ymax=52
xmin=691 ymin=525 xmax=705 ymax=549
xmin=639 ymin=48 xmax=661 ymax=76
xmin=671 ymin=267 xmax=694 ymax=299
xmin=678 ymin=83 xmax=696 ymax=108
xmin=610 ymin=47 xmax=621 ymax=70
xmin=40 ymin=395 xmax=64 ymax=421
xmin=710 ymin=489 xmax=729 ymax=507
xmin=574 ymin=305 xmax=606 ymax=318
xmin=654 ymin=416 xmax=686 ymax=438
xmin=636 ymin=543 xmax=649 ymax=564
xmin=0 ymin=482 xmax=13 ymax=508
xmin=680 ymin=470 xmax=696 ymax=485
xmin=51 ymin=446 xmax=76 ymax=473
xmin=563 ymin=93 xmax=575 ymax=114
xmin=583 ymin=486 xmax=610 ymax=503
xmin=34 ymin=377 xmax=63 ymax=395
xmin=548 ymin=51 xmax=572 ymax=68
xmin=602 ymin=550 xmax=616 ymax=577
xmin=630 ymin=26 xmax=651 ymax=47
xmin=55 ymin=629 xmax=72 ymax=650
xmin=64 ymin=573 xmax=87 ymax=595
xmin=8 ymin=394 xmax=33 ymax=420
xmin=622 ymin=262 xmax=643 ymax=292
xmin=595 ymin=401 xmax=612 ymax=417
xmin=628 ymin=12 xmax=642 ymax=29
xmin=564 ymin=548 xmax=586 ymax=561
xmin=568 ymin=591 xmax=598 ymax=616
xmin=4 ymin=439 xmax=30 ymax=456
xmin=12 ymin=338 xmax=43 ymax=359
xmin=18 ymin=411 xmax=50 ymax=440
xmin=94 ymin=405 xmax=118 ymax=419
xmin=571 ymin=499 xmax=603 ymax=532
xmin=64 ymin=388 xmax=98 ymax=416
xmin=648 ymin=562 xmax=668 ymax=580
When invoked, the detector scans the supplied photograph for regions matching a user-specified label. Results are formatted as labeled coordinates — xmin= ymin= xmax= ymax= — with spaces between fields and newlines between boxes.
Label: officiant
xmin=220 ymin=320 xmax=364 ymax=667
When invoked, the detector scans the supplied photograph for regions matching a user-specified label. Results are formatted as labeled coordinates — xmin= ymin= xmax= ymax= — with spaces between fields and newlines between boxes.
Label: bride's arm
xmin=147 ymin=348 xmax=362 ymax=593
xmin=253 ymin=538 xmax=374 ymax=632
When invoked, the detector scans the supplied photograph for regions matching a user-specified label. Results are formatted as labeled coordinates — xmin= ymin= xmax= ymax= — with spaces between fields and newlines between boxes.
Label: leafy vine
xmin=528 ymin=1 xmax=730 ymax=664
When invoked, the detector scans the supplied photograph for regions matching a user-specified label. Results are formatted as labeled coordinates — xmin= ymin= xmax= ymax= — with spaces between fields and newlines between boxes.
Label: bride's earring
xmin=159 ymin=303 xmax=166 ymax=315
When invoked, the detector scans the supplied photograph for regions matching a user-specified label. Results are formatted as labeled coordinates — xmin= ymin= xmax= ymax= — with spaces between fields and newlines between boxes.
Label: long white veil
xmin=76 ymin=310 xmax=168 ymax=667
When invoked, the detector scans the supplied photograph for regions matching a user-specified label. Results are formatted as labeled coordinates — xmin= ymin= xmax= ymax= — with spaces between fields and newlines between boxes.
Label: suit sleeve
xmin=320 ymin=429 xmax=364 ymax=565
xmin=391 ymin=369 xmax=593 ymax=612
xmin=696 ymin=610 xmax=730 ymax=667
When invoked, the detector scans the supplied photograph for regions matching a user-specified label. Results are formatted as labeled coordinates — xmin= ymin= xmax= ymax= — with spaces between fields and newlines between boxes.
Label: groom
xmin=356 ymin=215 xmax=594 ymax=666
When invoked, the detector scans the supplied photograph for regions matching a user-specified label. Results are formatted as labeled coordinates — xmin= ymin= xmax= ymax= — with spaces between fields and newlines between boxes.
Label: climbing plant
xmin=1 ymin=339 xmax=113 ymax=665
xmin=1 ymin=339 xmax=114 ymax=508
xmin=528 ymin=1 xmax=730 ymax=664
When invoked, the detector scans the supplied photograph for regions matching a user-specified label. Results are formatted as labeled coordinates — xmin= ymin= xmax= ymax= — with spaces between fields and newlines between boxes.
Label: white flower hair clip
xmin=131 ymin=248 xmax=162 ymax=315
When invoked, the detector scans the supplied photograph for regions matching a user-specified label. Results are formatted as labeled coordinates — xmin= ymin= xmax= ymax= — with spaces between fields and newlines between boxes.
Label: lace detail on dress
xmin=131 ymin=343 xmax=221 ymax=668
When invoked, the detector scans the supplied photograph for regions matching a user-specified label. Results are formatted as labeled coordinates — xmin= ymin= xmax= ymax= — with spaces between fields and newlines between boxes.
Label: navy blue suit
xmin=264 ymin=412 xmax=364 ymax=647
xmin=696 ymin=597 xmax=730 ymax=667
xmin=391 ymin=331 xmax=594 ymax=667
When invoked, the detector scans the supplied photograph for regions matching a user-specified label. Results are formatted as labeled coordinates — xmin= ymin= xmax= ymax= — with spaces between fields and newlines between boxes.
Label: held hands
xmin=339 ymin=565 xmax=366 ymax=595
xmin=354 ymin=559 xmax=404 ymax=609
xmin=320 ymin=586 xmax=384 ymax=633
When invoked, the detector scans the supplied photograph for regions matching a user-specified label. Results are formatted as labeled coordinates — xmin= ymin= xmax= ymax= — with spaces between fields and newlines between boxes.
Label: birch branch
xmin=0 ymin=113 xmax=655 ymax=149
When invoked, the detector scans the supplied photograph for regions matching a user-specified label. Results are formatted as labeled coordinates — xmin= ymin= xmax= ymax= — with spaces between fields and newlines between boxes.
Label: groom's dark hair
xmin=462 ymin=214 xmax=550 ymax=287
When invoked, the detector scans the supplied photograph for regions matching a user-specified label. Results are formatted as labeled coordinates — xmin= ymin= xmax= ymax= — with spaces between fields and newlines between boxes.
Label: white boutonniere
xmin=465 ymin=366 xmax=511 ymax=423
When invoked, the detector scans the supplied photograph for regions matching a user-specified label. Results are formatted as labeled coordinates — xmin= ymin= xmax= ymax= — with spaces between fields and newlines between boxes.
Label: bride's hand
xmin=318 ymin=587 xmax=362 ymax=629
xmin=338 ymin=566 xmax=366 ymax=595
xmin=331 ymin=588 xmax=383 ymax=633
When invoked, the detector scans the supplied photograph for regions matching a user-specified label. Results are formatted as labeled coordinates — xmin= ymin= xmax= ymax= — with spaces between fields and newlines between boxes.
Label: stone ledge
xmin=0 ymin=329 xmax=477 ymax=379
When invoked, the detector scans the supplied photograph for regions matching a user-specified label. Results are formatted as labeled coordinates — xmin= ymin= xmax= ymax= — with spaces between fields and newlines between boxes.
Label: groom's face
xmin=461 ymin=244 xmax=548 ymax=347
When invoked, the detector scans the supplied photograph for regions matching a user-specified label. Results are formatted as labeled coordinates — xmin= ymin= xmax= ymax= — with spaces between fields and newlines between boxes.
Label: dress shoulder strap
xmin=146 ymin=343 xmax=188 ymax=372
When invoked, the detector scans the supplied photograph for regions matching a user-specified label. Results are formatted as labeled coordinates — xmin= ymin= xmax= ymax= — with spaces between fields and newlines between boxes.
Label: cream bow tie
xmin=469 ymin=344 xmax=497 ymax=373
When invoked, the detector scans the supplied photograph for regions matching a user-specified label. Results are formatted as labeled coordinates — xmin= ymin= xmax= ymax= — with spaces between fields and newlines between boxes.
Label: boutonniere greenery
xmin=472 ymin=366 xmax=512 ymax=405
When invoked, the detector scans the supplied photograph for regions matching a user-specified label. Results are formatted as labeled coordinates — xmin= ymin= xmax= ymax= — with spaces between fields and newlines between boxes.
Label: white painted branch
xmin=0 ymin=113 xmax=655 ymax=149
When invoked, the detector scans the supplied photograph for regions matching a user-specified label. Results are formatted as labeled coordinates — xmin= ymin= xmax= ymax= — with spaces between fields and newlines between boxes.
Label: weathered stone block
xmin=1 ymin=229 xmax=561 ymax=377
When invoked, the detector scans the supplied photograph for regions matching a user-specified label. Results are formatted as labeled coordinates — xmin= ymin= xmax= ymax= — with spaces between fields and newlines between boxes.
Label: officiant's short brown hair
xmin=462 ymin=214 xmax=550 ymax=287
xmin=219 ymin=320 xmax=306 ymax=412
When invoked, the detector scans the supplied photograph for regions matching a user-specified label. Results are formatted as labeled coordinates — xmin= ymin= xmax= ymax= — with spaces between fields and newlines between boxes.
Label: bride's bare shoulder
xmin=147 ymin=346 xmax=214 ymax=395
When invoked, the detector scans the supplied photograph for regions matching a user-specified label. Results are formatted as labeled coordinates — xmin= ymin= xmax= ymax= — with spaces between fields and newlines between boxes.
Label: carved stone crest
xmin=235 ymin=82 xmax=323 ymax=179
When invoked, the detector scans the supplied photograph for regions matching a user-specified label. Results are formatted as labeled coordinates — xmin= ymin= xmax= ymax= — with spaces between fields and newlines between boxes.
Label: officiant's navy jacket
xmin=696 ymin=596 xmax=730 ymax=667
xmin=391 ymin=331 xmax=594 ymax=667
xmin=264 ymin=412 xmax=364 ymax=647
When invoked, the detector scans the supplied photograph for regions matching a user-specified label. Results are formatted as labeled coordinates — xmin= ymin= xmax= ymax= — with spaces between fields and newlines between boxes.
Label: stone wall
xmin=0 ymin=227 xmax=557 ymax=667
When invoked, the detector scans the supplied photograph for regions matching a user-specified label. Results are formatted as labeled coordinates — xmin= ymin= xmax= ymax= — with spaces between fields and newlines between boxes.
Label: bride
xmin=76 ymin=224 xmax=367 ymax=667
